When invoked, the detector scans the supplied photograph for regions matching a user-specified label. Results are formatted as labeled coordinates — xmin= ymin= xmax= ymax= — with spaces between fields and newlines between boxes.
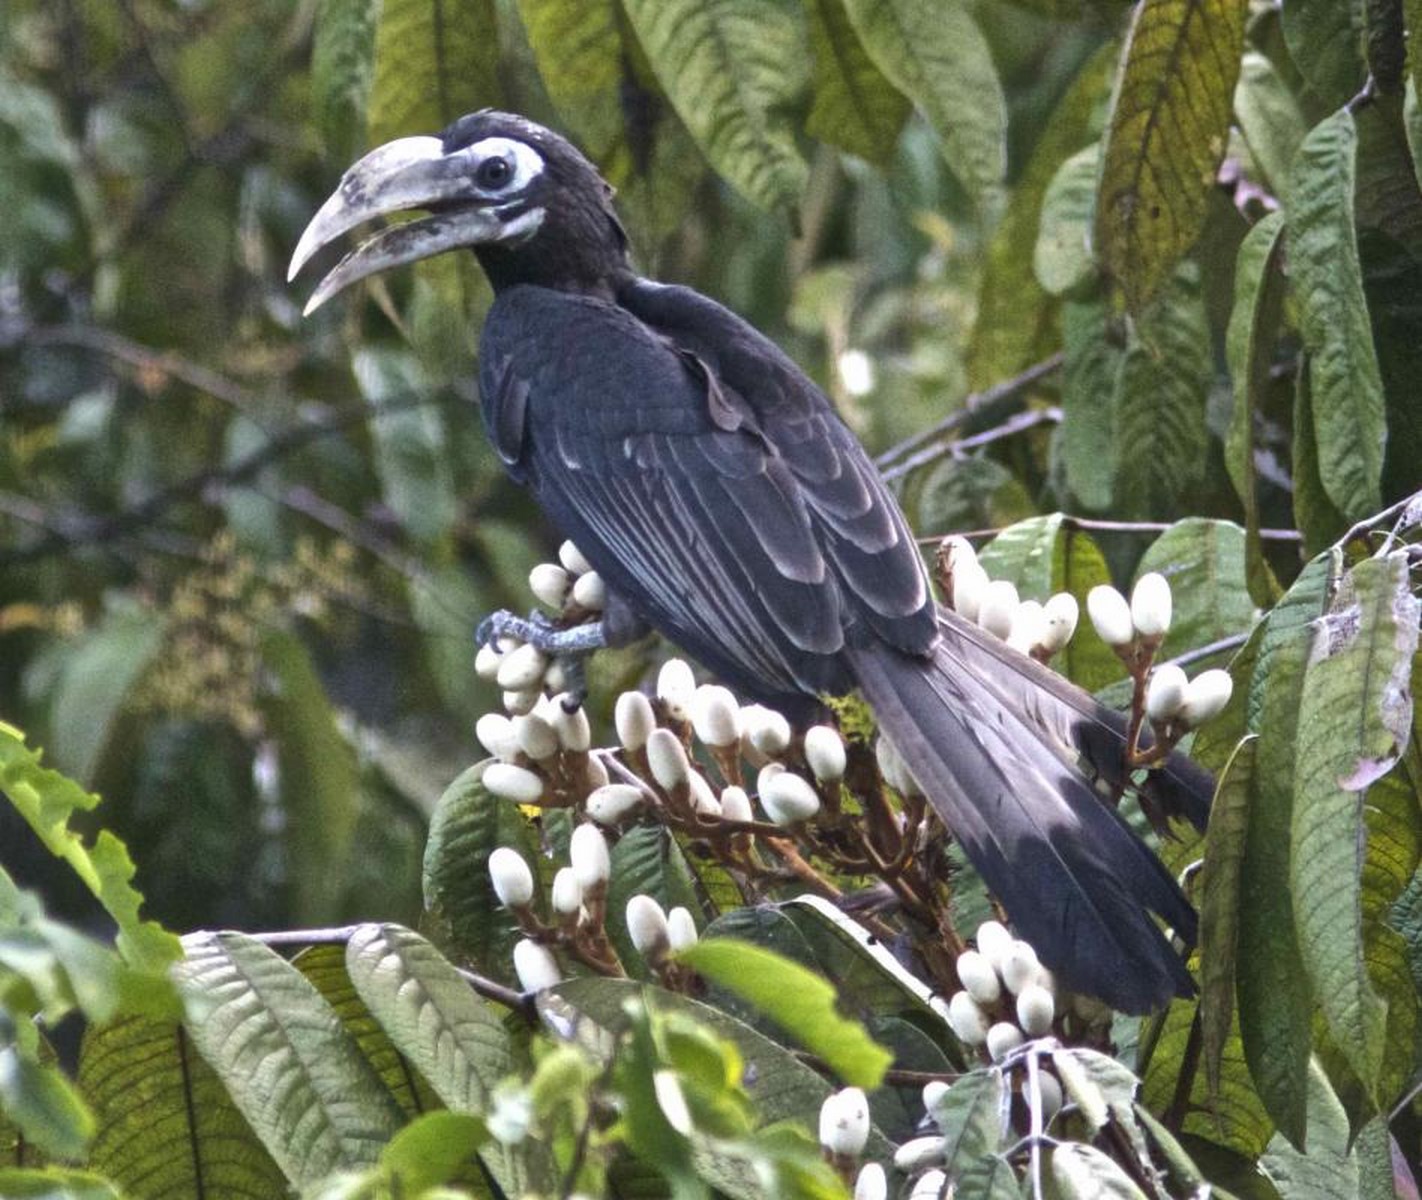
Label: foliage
xmin=2 ymin=0 xmax=1422 ymax=1196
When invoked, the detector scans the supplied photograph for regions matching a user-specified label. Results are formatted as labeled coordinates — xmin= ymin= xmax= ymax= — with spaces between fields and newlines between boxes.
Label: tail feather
xmin=847 ymin=631 xmax=1203 ymax=1013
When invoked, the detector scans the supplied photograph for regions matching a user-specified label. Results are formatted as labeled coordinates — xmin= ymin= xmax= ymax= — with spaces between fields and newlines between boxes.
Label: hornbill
xmin=290 ymin=111 xmax=1213 ymax=1013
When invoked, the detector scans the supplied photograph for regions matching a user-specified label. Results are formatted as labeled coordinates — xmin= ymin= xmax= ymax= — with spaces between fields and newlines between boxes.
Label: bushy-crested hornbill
xmin=290 ymin=111 xmax=1213 ymax=1013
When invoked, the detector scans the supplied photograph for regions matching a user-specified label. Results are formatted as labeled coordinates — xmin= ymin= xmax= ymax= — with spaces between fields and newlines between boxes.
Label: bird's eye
xmin=477 ymin=155 xmax=514 ymax=190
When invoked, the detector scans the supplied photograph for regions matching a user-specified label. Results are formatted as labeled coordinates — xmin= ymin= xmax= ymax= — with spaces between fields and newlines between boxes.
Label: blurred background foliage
xmin=0 ymin=0 xmax=1417 ymax=958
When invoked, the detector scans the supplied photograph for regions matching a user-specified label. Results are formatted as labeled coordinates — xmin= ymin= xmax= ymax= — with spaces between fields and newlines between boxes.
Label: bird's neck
xmin=474 ymin=200 xmax=631 ymax=299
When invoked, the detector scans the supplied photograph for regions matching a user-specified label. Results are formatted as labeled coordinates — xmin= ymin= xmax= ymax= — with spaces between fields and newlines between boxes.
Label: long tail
xmin=847 ymin=612 xmax=1210 ymax=1014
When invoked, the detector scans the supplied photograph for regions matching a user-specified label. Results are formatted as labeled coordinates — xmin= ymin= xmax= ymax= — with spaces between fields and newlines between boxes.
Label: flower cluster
xmin=937 ymin=536 xmax=1079 ymax=661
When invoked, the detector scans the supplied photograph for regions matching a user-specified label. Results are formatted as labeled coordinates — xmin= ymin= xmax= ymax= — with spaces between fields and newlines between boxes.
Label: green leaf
xmin=1113 ymin=265 xmax=1212 ymax=519
xmin=379 ymin=1110 xmax=486 ymax=1190
xmin=0 ymin=1048 xmax=93 ymax=1163
xmin=260 ymin=631 xmax=361 ymax=925
xmin=620 ymin=0 xmax=808 ymax=216
xmin=1281 ymin=0 xmax=1367 ymax=110
xmin=1135 ymin=519 xmax=1258 ymax=660
xmin=1259 ymin=1062 xmax=1359 ymax=1196
xmin=840 ymin=0 xmax=1007 ymax=219
xmin=1292 ymin=365 xmax=1351 ymax=554
xmin=0 ymin=1169 xmax=122 ymax=1200
xmin=175 ymin=932 xmax=404 ymax=1185
xmin=1286 ymin=109 xmax=1387 ymax=522
xmin=1051 ymin=1142 xmax=1149 ymax=1199
xmin=923 ymin=1069 xmax=1007 ymax=1173
xmin=1355 ymin=93 xmax=1422 ymax=259
xmin=1291 ymin=551 xmax=1419 ymax=1104
xmin=368 ymin=0 xmax=501 ymax=144
xmin=605 ymin=824 xmax=706 ymax=978
xmin=804 ymin=0 xmax=909 ymax=164
xmin=1224 ymin=210 xmax=1286 ymax=607
xmin=344 ymin=923 xmax=544 ymax=1195
xmin=1095 ymin=0 xmax=1247 ymax=312
xmin=969 ymin=41 xmax=1116 ymax=388
xmin=1233 ymin=51 xmax=1308 ymax=193
xmin=0 ymin=724 xmax=181 ymax=976
xmin=675 ymin=938 xmax=892 ymax=1087
xmin=311 ymin=0 xmax=379 ymax=160
xmin=79 ymin=1015 xmax=287 ymax=1197
xmin=1197 ymin=736 xmax=1255 ymax=1103
xmin=1059 ymin=296 xmax=1123 ymax=513
xmin=1033 ymin=145 xmax=1100 ymax=296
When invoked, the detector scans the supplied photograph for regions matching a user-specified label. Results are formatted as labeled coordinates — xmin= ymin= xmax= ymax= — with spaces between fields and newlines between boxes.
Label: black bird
xmin=290 ymin=111 xmax=1212 ymax=1012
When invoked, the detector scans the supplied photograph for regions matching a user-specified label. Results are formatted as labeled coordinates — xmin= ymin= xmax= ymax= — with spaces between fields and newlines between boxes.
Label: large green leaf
xmin=1095 ymin=0 xmax=1247 ymax=312
xmin=1033 ymin=145 xmax=1100 ymax=297
xmin=1259 ymin=1063 xmax=1359 ymax=1196
xmin=79 ymin=1016 xmax=286 ymax=1199
xmin=1135 ymin=519 xmax=1258 ymax=660
xmin=1058 ymin=296 xmax=1123 ymax=513
xmin=1281 ymin=0 xmax=1367 ymax=111
xmin=311 ymin=0 xmax=379 ymax=160
xmin=1233 ymin=51 xmax=1307 ymax=193
xmin=175 ymin=932 xmax=404 ymax=1186
xmin=1353 ymin=94 xmax=1422 ymax=259
xmin=1285 ymin=109 xmax=1387 ymax=522
xmin=804 ymin=0 xmax=909 ymax=164
xmin=1291 ymin=551 xmax=1418 ymax=1104
xmin=1291 ymin=366 xmax=1351 ymax=554
xmin=620 ymin=0 xmax=808 ymax=216
xmin=925 ymin=1069 xmax=1007 ymax=1176
xmin=840 ymin=0 xmax=1007 ymax=219
xmin=368 ymin=0 xmax=501 ymax=144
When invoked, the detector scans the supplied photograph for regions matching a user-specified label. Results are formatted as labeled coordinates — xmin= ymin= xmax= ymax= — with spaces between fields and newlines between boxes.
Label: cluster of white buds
xmin=931 ymin=920 xmax=1057 ymax=1062
xmin=1087 ymin=573 xmax=1233 ymax=735
xmin=625 ymin=892 xmax=698 ymax=985
xmin=938 ymin=537 xmax=1079 ymax=662
xmin=476 ymin=689 xmax=597 ymax=809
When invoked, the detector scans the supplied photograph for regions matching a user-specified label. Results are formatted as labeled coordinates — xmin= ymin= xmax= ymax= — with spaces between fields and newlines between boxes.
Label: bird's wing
xmin=479 ymin=283 xmax=934 ymax=704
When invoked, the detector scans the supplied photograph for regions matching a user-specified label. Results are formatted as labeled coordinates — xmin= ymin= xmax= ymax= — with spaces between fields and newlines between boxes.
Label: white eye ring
xmin=461 ymin=136 xmax=544 ymax=195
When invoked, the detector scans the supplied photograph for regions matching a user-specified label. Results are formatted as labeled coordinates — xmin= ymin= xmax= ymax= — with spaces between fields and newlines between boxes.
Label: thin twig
xmin=880 ymin=407 xmax=1062 ymax=484
xmin=1166 ymin=633 xmax=1249 ymax=670
xmin=917 ymin=516 xmax=1304 ymax=547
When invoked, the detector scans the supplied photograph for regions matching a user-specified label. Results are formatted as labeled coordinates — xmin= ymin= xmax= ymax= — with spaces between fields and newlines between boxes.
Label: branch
xmin=879 ymin=407 xmax=1062 ymax=484
xmin=918 ymin=516 xmax=1304 ymax=546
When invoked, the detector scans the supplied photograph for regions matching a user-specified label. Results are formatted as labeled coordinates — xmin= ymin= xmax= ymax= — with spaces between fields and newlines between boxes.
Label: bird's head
xmin=289 ymin=111 xmax=629 ymax=312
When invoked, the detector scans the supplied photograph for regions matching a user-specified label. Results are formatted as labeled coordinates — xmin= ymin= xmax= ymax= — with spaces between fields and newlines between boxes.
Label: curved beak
xmin=288 ymin=135 xmax=504 ymax=315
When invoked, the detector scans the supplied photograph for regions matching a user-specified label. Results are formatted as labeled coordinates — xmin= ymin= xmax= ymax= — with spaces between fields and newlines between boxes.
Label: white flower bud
xmin=854 ymin=1162 xmax=887 ymax=1200
xmin=1016 ymin=983 xmax=1055 ymax=1036
xmin=1145 ymin=663 xmax=1188 ymax=723
xmin=1006 ymin=599 xmax=1046 ymax=655
xmin=944 ymin=991 xmax=990 ymax=1046
xmin=646 ymin=729 xmax=691 ymax=791
xmin=484 ymin=763 xmax=544 ymax=805
xmin=909 ymin=1170 xmax=948 ymax=1199
xmin=977 ymin=579 xmax=1020 ymax=641
xmin=975 ymin=920 xmax=1014 ymax=966
xmin=690 ymin=685 xmax=741 ymax=747
xmin=986 ymin=1022 xmax=1025 ymax=1062
xmin=1179 ymin=669 xmax=1233 ymax=727
xmin=571 ymin=570 xmax=606 ymax=611
xmin=513 ymin=939 xmax=561 ymax=991
xmin=921 ymin=1080 xmax=950 ymax=1118
xmin=803 ymin=725 xmax=846 ymax=781
xmin=584 ymin=754 xmax=608 ymax=790
xmin=476 ymin=713 xmax=520 ymax=762
xmin=876 ymin=734 xmax=920 ymax=796
xmin=528 ymin=562 xmax=571 ymax=610
xmin=656 ymin=659 xmax=696 ymax=720
xmin=544 ymin=660 xmax=567 ymax=694
xmin=488 ymin=847 xmax=535 ymax=908
xmin=818 ymin=1087 xmax=870 ymax=1157
xmin=1087 ymin=585 xmax=1134 ymax=647
xmin=743 ymin=705 xmax=791 ymax=756
xmin=548 ymin=697 xmax=591 ymax=752
xmin=939 ymin=535 xmax=977 ymax=576
xmin=497 ymin=643 xmax=549 ymax=691
xmin=551 ymin=867 xmax=583 ymax=916
xmin=760 ymin=771 xmax=821 ymax=825
xmin=615 ymin=691 xmax=656 ymax=751
xmin=475 ymin=642 xmax=503 ymax=681
xmin=1038 ymin=1071 xmax=1063 ymax=1120
xmin=514 ymin=713 xmax=559 ymax=761
xmin=894 ymin=1137 xmax=946 ymax=1172
xmin=586 ymin=783 xmax=643 ymax=826
xmin=667 ymin=906 xmax=699 ymax=951
xmin=569 ymin=824 xmax=610 ymax=888
xmin=719 ymin=785 xmax=754 ymax=823
xmin=1000 ymin=941 xmax=1040 ymax=995
xmin=503 ymin=688 xmax=538 ymax=715
xmin=558 ymin=540 xmax=593 ymax=576
xmin=952 ymin=561 xmax=989 ymax=623
xmin=1039 ymin=592 xmax=1079 ymax=652
xmin=955 ymin=949 xmax=1001 ymax=1005
xmin=626 ymin=894 xmax=670 ymax=958
xmin=687 ymin=769 xmax=722 ymax=817
xmin=1130 ymin=571 xmax=1172 ymax=639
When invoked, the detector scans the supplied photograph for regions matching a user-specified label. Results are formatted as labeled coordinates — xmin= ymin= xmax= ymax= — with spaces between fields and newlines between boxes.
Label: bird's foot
xmin=476 ymin=609 xmax=609 ymax=706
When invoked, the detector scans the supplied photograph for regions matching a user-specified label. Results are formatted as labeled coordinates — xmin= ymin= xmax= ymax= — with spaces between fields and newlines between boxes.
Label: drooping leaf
xmin=368 ymin=0 xmax=502 ymax=144
xmin=0 ymin=1047 xmax=93 ymax=1164
xmin=1286 ymin=109 xmax=1387 ymax=522
xmin=1354 ymin=93 xmax=1422 ymax=259
xmin=1058 ymin=296 xmax=1123 ymax=513
xmin=804 ymin=0 xmax=910 ymax=164
xmin=620 ymin=0 xmax=808 ymax=217
xmin=174 ymin=932 xmax=404 ymax=1186
xmin=1281 ymin=0 xmax=1368 ymax=111
xmin=1033 ymin=145 xmax=1100 ymax=297
xmin=840 ymin=0 xmax=1007 ymax=219
xmin=1224 ymin=210 xmax=1286 ymax=607
xmin=1291 ymin=551 xmax=1419 ymax=1104
xmin=923 ymin=1069 xmax=1007 ymax=1174
xmin=1233 ymin=51 xmax=1308 ymax=193
xmin=1292 ymin=365 xmax=1351 ymax=554
xmin=676 ymin=938 xmax=893 ymax=1087
xmin=1134 ymin=519 xmax=1258 ymax=660
xmin=1259 ymin=1062 xmax=1359 ymax=1196
xmin=79 ymin=1015 xmax=287 ymax=1198
xmin=1096 ymin=0 xmax=1247 ymax=312
xmin=378 ymin=1110 xmax=486 ymax=1191
xmin=1050 ymin=1142 xmax=1149 ymax=1198
xmin=311 ymin=0 xmax=379 ymax=160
